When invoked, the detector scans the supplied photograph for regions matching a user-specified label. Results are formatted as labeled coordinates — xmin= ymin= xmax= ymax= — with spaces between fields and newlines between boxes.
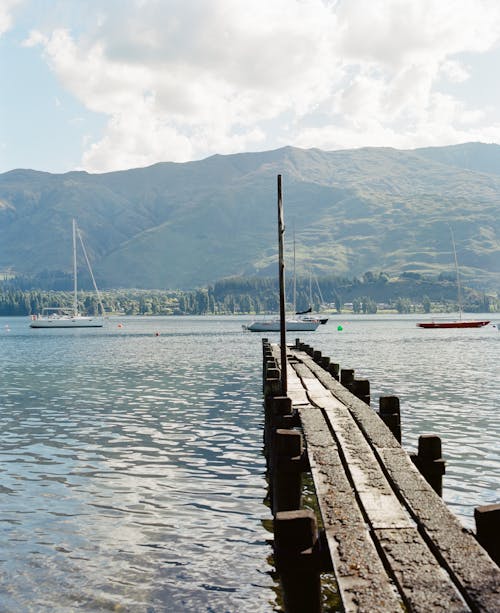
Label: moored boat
xmin=243 ymin=318 xmax=320 ymax=332
xmin=417 ymin=319 xmax=490 ymax=329
xmin=30 ymin=310 xmax=104 ymax=328
xmin=416 ymin=227 xmax=490 ymax=331
xmin=30 ymin=219 xmax=105 ymax=329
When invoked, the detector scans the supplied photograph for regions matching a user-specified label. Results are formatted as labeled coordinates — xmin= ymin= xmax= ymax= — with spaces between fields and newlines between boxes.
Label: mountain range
xmin=0 ymin=142 xmax=499 ymax=290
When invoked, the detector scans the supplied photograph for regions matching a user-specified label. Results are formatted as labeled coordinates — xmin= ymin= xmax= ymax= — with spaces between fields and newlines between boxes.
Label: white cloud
xmin=24 ymin=0 xmax=500 ymax=171
xmin=0 ymin=0 xmax=21 ymax=37
xmin=440 ymin=60 xmax=470 ymax=84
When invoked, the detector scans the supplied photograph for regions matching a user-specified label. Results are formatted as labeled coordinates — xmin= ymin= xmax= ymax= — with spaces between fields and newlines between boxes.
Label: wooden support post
xmin=274 ymin=510 xmax=321 ymax=613
xmin=263 ymin=359 xmax=277 ymax=384
xmin=320 ymin=356 xmax=330 ymax=369
xmin=277 ymin=174 xmax=288 ymax=396
xmin=262 ymin=339 xmax=273 ymax=385
xmin=272 ymin=429 xmax=303 ymax=514
xmin=378 ymin=395 xmax=402 ymax=443
xmin=340 ymin=368 xmax=354 ymax=389
xmin=263 ymin=350 xmax=272 ymax=364
xmin=264 ymin=367 xmax=281 ymax=398
xmin=474 ymin=504 xmax=500 ymax=565
xmin=266 ymin=367 xmax=280 ymax=380
xmin=264 ymin=396 xmax=293 ymax=465
xmin=313 ymin=350 xmax=322 ymax=363
xmin=351 ymin=379 xmax=370 ymax=405
xmin=295 ymin=338 xmax=300 ymax=348
xmin=411 ymin=434 xmax=446 ymax=497
xmin=328 ymin=362 xmax=340 ymax=381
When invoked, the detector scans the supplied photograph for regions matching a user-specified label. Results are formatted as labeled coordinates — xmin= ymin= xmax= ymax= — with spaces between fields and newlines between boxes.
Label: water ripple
xmin=0 ymin=315 xmax=498 ymax=611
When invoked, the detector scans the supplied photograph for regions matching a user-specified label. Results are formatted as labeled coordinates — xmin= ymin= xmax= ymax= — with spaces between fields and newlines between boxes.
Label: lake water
xmin=0 ymin=314 xmax=498 ymax=612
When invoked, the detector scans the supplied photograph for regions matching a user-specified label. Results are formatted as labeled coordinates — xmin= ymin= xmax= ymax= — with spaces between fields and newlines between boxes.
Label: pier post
xmin=340 ymin=368 xmax=355 ymax=389
xmin=264 ymin=396 xmax=293 ymax=465
xmin=328 ymin=363 xmax=340 ymax=380
xmin=411 ymin=434 xmax=446 ymax=496
xmin=263 ymin=358 xmax=277 ymax=384
xmin=274 ymin=510 xmax=321 ymax=613
xmin=378 ymin=396 xmax=402 ymax=443
xmin=351 ymin=379 xmax=370 ymax=405
xmin=474 ymin=504 xmax=500 ymax=565
xmin=264 ymin=366 xmax=281 ymax=398
xmin=272 ymin=429 xmax=303 ymax=513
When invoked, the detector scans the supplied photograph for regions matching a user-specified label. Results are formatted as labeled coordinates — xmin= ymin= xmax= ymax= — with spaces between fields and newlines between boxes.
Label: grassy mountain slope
xmin=0 ymin=144 xmax=499 ymax=290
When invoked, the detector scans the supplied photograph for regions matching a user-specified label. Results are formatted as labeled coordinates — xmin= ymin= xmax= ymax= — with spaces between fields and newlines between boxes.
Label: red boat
xmin=417 ymin=320 xmax=490 ymax=329
xmin=417 ymin=228 xmax=491 ymax=331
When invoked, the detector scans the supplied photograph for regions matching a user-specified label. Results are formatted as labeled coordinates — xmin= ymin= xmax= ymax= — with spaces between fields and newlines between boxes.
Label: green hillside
xmin=0 ymin=144 xmax=499 ymax=290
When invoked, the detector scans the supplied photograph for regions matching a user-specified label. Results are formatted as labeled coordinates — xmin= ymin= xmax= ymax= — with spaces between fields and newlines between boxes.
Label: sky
xmin=1 ymin=0 xmax=500 ymax=174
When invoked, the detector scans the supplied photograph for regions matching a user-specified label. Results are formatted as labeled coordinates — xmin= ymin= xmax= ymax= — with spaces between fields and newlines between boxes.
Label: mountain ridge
xmin=0 ymin=143 xmax=499 ymax=290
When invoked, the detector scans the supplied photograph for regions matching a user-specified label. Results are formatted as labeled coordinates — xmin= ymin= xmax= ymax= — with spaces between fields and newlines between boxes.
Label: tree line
xmin=0 ymin=271 xmax=496 ymax=316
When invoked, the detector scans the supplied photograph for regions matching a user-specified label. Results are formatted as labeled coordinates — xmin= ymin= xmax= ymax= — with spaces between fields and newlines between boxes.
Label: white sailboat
xmin=299 ymin=270 xmax=329 ymax=325
xmin=244 ymin=229 xmax=320 ymax=332
xmin=30 ymin=220 xmax=105 ymax=328
xmin=244 ymin=318 xmax=320 ymax=332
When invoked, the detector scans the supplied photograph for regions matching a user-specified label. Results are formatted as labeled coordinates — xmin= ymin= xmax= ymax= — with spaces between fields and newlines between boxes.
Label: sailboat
xmin=244 ymin=228 xmax=320 ymax=332
xmin=244 ymin=317 xmax=320 ymax=332
xmin=299 ymin=270 xmax=328 ymax=325
xmin=30 ymin=220 xmax=105 ymax=328
xmin=417 ymin=228 xmax=489 ymax=329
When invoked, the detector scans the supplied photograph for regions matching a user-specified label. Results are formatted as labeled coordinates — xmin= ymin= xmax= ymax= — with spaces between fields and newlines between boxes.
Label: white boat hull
xmin=245 ymin=319 xmax=320 ymax=332
xmin=30 ymin=317 xmax=104 ymax=328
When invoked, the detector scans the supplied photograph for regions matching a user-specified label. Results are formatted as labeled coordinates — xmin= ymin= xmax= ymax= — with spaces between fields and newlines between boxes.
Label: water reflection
xmin=0 ymin=317 xmax=275 ymax=612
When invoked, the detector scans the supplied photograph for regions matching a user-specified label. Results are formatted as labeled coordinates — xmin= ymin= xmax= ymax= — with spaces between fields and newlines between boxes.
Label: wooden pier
xmin=263 ymin=338 xmax=499 ymax=613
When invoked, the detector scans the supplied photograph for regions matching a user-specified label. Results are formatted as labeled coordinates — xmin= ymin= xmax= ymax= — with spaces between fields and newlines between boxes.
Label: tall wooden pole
xmin=277 ymin=174 xmax=287 ymax=395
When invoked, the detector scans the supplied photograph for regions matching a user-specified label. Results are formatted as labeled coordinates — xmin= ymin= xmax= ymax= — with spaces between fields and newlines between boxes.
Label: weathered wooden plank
xmin=292 ymin=350 xmax=400 ymax=448
xmin=284 ymin=361 xmax=310 ymax=406
xmin=293 ymin=362 xmax=318 ymax=380
xmin=293 ymin=363 xmax=472 ymax=611
xmin=290 ymin=348 xmax=500 ymax=612
xmin=375 ymin=527 xmax=468 ymax=612
xmin=281 ymin=359 xmax=402 ymax=611
xmin=378 ymin=447 xmax=500 ymax=613
xmin=309 ymin=393 xmax=413 ymax=530
xmin=298 ymin=406 xmax=403 ymax=612
xmin=291 ymin=360 xmax=413 ymax=531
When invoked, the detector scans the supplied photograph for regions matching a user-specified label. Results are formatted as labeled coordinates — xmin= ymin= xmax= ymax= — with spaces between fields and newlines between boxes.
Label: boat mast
xmin=72 ymin=219 xmax=78 ymax=316
xmin=277 ymin=175 xmax=287 ymax=395
xmin=293 ymin=224 xmax=296 ymax=313
xmin=449 ymin=226 xmax=463 ymax=320
xmin=309 ymin=268 xmax=312 ymax=309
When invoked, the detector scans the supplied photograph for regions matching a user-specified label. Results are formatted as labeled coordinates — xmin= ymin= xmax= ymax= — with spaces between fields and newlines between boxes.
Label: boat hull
xmin=302 ymin=316 xmax=329 ymax=325
xmin=30 ymin=317 xmax=104 ymax=328
xmin=245 ymin=319 xmax=320 ymax=332
xmin=417 ymin=320 xmax=490 ymax=329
